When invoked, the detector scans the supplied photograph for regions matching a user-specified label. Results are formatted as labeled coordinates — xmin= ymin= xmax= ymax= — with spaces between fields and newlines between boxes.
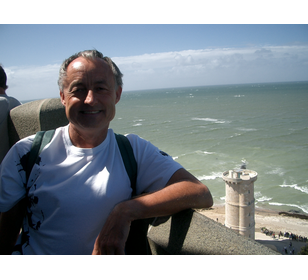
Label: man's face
xmin=60 ymin=57 xmax=122 ymax=137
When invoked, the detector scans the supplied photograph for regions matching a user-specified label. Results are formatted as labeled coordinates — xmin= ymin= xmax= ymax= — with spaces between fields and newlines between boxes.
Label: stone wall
xmin=8 ymin=98 xmax=68 ymax=147
xmin=147 ymin=209 xmax=279 ymax=255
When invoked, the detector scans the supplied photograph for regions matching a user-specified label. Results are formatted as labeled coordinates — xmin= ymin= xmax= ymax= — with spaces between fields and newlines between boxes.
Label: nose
xmin=84 ymin=90 xmax=97 ymax=105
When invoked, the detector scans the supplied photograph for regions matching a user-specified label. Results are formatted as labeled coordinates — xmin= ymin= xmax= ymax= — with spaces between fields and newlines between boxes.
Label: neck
xmin=68 ymin=125 xmax=108 ymax=148
xmin=0 ymin=88 xmax=6 ymax=95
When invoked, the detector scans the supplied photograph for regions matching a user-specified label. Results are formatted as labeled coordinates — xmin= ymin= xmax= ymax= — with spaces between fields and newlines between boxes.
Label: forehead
xmin=66 ymin=57 xmax=113 ymax=80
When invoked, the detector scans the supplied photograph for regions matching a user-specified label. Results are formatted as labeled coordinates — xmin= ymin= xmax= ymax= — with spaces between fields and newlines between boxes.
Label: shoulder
xmin=124 ymin=133 xmax=144 ymax=145
xmin=7 ymin=96 xmax=21 ymax=109
xmin=4 ymin=126 xmax=66 ymax=163
xmin=0 ymin=96 xmax=9 ymax=108
xmin=124 ymin=133 xmax=176 ymax=162
xmin=5 ymin=134 xmax=35 ymax=159
xmin=0 ymin=95 xmax=21 ymax=113
xmin=121 ymin=134 xmax=182 ymax=194
xmin=123 ymin=133 xmax=154 ymax=153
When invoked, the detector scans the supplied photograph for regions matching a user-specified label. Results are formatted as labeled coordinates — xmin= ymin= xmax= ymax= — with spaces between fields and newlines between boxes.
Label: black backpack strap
xmin=114 ymin=134 xmax=152 ymax=255
xmin=115 ymin=133 xmax=137 ymax=197
xmin=26 ymin=130 xmax=55 ymax=183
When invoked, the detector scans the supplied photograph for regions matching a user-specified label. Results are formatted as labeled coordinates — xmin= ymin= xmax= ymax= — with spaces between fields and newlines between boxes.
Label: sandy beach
xmin=198 ymin=205 xmax=308 ymax=255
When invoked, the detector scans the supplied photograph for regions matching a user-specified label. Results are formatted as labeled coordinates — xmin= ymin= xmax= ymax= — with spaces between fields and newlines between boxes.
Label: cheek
xmin=64 ymin=97 xmax=79 ymax=115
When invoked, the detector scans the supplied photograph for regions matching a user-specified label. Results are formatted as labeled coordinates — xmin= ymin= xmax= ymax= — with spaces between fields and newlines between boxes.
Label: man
xmin=0 ymin=50 xmax=213 ymax=255
xmin=0 ymin=65 xmax=21 ymax=163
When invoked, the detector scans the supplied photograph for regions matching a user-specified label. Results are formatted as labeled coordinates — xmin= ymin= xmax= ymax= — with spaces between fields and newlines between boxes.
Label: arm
xmin=0 ymin=198 xmax=26 ymax=254
xmin=92 ymin=168 xmax=213 ymax=254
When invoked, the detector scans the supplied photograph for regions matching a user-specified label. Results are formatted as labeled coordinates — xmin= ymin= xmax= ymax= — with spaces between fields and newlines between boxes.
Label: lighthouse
xmin=222 ymin=168 xmax=257 ymax=239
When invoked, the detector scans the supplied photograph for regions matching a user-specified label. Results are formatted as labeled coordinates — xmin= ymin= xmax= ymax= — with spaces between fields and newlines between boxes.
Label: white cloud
xmin=5 ymin=64 xmax=60 ymax=102
xmin=5 ymin=44 xmax=308 ymax=101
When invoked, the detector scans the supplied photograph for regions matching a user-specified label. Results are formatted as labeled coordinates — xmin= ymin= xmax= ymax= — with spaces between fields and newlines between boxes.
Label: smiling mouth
xmin=81 ymin=110 xmax=102 ymax=114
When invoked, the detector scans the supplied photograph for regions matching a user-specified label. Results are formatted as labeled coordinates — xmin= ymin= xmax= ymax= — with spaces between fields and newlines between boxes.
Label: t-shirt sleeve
xmin=0 ymin=136 xmax=33 ymax=212
xmin=126 ymin=134 xmax=183 ymax=195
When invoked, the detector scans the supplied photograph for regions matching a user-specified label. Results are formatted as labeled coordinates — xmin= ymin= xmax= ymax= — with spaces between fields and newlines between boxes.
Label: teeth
xmin=83 ymin=111 xmax=100 ymax=114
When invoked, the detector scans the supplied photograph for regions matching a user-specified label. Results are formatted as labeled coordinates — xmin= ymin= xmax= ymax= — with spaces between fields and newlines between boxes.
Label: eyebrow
xmin=94 ymin=80 xmax=108 ymax=85
xmin=68 ymin=80 xmax=108 ymax=91
xmin=68 ymin=81 xmax=84 ymax=91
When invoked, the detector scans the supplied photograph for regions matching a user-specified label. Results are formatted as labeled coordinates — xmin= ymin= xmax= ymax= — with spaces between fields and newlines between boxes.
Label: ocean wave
xmin=280 ymin=183 xmax=308 ymax=194
xmin=195 ymin=150 xmax=215 ymax=155
xmin=255 ymin=191 xmax=273 ymax=202
xmin=234 ymin=95 xmax=245 ymax=97
xmin=191 ymin=117 xmax=230 ymax=124
xmin=256 ymin=196 xmax=273 ymax=202
xmin=265 ymin=167 xmax=285 ymax=176
xmin=172 ymin=152 xmax=188 ymax=160
xmin=173 ymin=150 xmax=215 ymax=160
xmin=228 ymin=133 xmax=242 ymax=138
xmin=269 ymin=202 xmax=308 ymax=214
xmin=236 ymin=127 xmax=258 ymax=132
xmin=132 ymin=123 xmax=142 ymax=127
xmin=197 ymin=172 xmax=222 ymax=181
xmin=255 ymin=191 xmax=262 ymax=197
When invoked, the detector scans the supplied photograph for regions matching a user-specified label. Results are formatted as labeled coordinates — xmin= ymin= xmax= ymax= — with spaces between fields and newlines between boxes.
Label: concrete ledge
xmin=147 ymin=209 xmax=279 ymax=255
xmin=8 ymin=98 xmax=68 ymax=146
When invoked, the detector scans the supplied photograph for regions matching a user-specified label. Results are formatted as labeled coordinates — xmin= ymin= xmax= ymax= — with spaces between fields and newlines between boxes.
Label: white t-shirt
xmin=0 ymin=125 xmax=182 ymax=254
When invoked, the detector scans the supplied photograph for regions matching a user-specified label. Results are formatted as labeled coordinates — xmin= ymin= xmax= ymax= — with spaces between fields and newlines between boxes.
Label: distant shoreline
xmin=198 ymin=204 xmax=308 ymax=238
xmin=198 ymin=204 xmax=308 ymax=254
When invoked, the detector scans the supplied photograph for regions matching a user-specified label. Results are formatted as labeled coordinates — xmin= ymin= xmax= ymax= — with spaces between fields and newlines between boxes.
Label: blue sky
xmin=1 ymin=24 xmax=308 ymax=101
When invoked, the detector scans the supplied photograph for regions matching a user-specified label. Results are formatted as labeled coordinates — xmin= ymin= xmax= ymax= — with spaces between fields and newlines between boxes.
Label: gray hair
xmin=57 ymin=50 xmax=123 ymax=91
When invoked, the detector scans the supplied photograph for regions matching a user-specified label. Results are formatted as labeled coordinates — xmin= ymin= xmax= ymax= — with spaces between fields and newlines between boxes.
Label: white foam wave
xmin=255 ymin=191 xmax=262 ymax=197
xmin=197 ymin=172 xmax=222 ymax=181
xmin=174 ymin=150 xmax=215 ymax=160
xmin=132 ymin=123 xmax=142 ymax=127
xmin=254 ymin=191 xmax=273 ymax=202
xmin=228 ymin=133 xmax=241 ymax=138
xmin=236 ymin=127 xmax=258 ymax=132
xmin=191 ymin=117 xmax=229 ymax=124
xmin=234 ymin=95 xmax=245 ymax=97
xmin=265 ymin=167 xmax=285 ymax=177
xmin=280 ymin=183 xmax=308 ymax=194
xmin=256 ymin=196 xmax=273 ymax=202
xmin=269 ymin=202 xmax=308 ymax=214
xmin=195 ymin=150 xmax=215 ymax=155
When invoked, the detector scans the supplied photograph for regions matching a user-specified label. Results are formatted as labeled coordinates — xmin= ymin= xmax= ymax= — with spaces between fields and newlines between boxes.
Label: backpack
xmin=25 ymin=129 xmax=151 ymax=254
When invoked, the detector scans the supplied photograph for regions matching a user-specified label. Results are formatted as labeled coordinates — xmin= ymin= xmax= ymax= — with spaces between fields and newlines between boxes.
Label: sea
xmin=23 ymin=81 xmax=308 ymax=214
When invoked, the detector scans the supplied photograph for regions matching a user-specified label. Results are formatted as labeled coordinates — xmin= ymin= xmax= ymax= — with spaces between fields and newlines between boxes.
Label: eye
xmin=71 ymin=87 xmax=86 ymax=94
xmin=96 ymin=87 xmax=108 ymax=92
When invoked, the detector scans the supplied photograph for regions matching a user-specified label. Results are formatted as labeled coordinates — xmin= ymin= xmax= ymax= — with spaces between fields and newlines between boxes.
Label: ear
xmin=115 ymin=86 xmax=122 ymax=104
xmin=60 ymin=91 xmax=66 ymax=106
